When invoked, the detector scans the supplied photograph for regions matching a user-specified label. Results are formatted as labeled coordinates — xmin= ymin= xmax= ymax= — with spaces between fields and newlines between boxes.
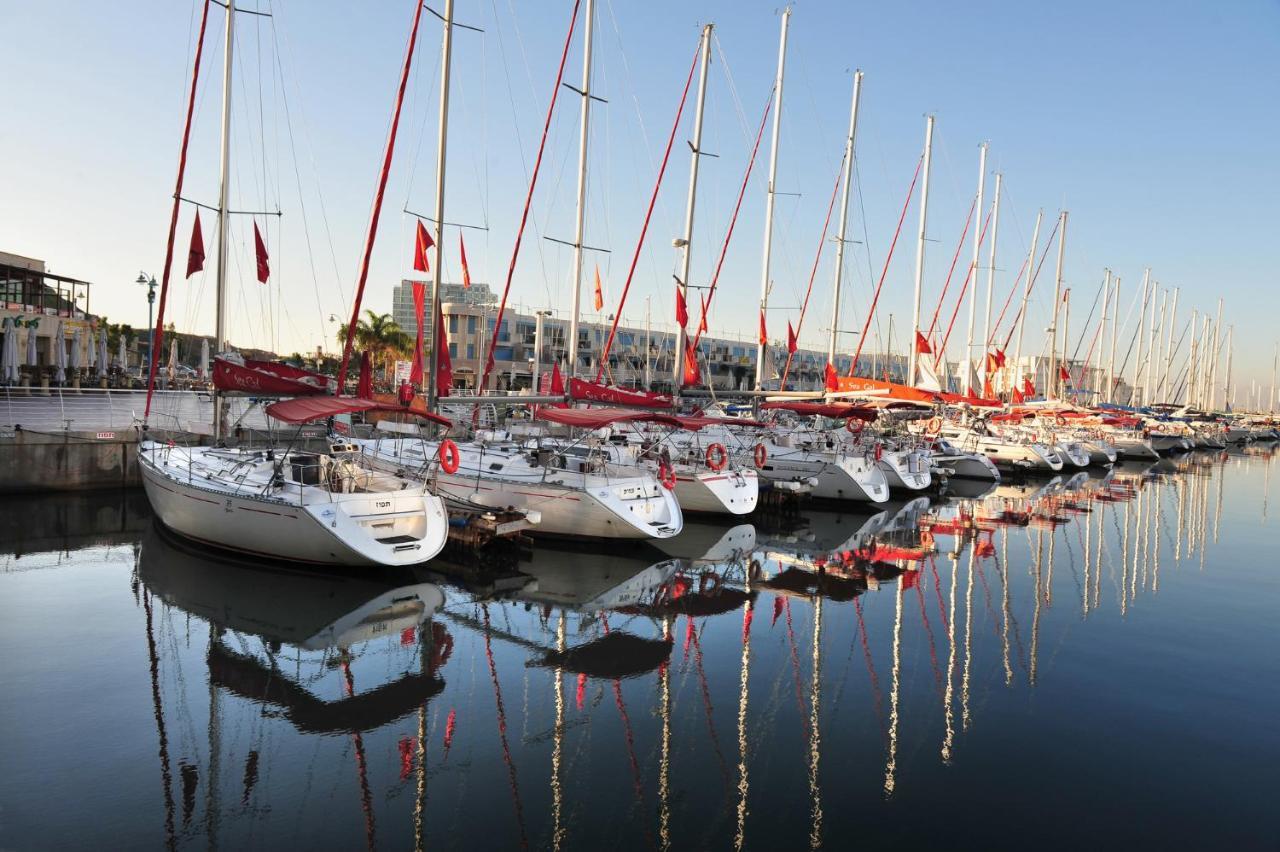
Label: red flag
xmin=983 ymin=377 xmax=994 ymax=398
xmin=1023 ymin=377 xmax=1036 ymax=397
xmin=413 ymin=220 xmax=434 ymax=273
xmin=253 ymin=221 xmax=270 ymax=283
xmin=593 ymin=266 xmax=604 ymax=312
xmin=459 ymin=232 xmax=472 ymax=289
xmin=994 ymin=348 xmax=1007 ymax=368
xmin=786 ymin=320 xmax=797 ymax=354
xmin=1012 ymin=387 xmax=1025 ymax=403
xmin=985 ymin=353 xmax=998 ymax=374
xmin=824 ymin=361 xmax=839 ymax=392
xmin=357 ymin=350 xmax=372 ymax=398
xmin=682 ymin=339 xmax=700 ymax=387
xmin=1059 ymin=365 xmax=1071 ymax=382
xmin=185 ymin=211 xmax=205 ymax=278
xmin=410 ymin=282 xmax=426 ymax=386
xmin=914 ymin=330 xmax=932 ymax=355
xmin=758 ymin=310 xmax=768 ymax=346
xmin=436 ymin=304 xmax=452 ymax=396
xmin=697 ymin=294 xmax=708 ymax=335
xmin=675 ymin=284 xmax=688 ymax=327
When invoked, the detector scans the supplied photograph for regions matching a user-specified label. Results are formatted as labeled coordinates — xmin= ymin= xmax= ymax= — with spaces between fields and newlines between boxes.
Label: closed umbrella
xmin=357 ymin=351 xmax=373 ymax=398
xmin=167 ymin=337 xmax=178 ymax=381
xmin=53 ymin=320 xmax=66 ymax=384
xmin=199 ymin=338 xmax=209 ymax=381
xmin=1 ymin=317 xmax=17 ymax=384
xmin=117 ymin=335 xmax=126 ymax=370
xmin=69 ymin=326 xmax=83 ymax=377
xmin=97 ymin=329 xmax=109 ymax=379
xmin=86 ymin=328 xmax=96 ymax=372
xmin=26 ymin=325 xmax=37 ymax=378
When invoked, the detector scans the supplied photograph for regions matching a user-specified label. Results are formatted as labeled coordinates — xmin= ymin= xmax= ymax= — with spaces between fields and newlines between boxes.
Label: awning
xmin=760 ymin=400 xmax=878 ymax=422
xmin=676 ymin=414 xmax=769 ymax=429
xmin=534 ymin=406 xmax=685 ymax=429
xmin=265 ymin=396 xmax=452 ymax=426
xmin=567 ymin=378 xmax=673 ymax=409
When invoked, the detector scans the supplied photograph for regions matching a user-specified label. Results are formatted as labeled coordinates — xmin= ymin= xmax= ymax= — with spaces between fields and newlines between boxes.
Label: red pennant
xmin=410 ymin=282 xmax=426 ymax=386
xmin=1023 ymin=377 xmax=1036 ymax=397
xmin=436 ymin=304 xmax=452 ymax=396
xmin=994 ymin=347 xmax=1007 ymax=368
xmin=593 ymin=266 xmax=604 ymax=312
xmin=413 ymin=220 xmax=434 ymax=273
xmin=459 ymin=232 xmax=471 ymax=289
xmin=914 ymin=330 xmax=932 ymax=355
xmin=253 ymin=221 xmax=270 ymax=283
xmin=1059 ymin=365 xmax=1071 ymax=382
xmin=185 ymin=212 xmax=205 ymax=278
xmin=983 ymin=377 xmax=994 ymax=398
xmin=985 ymin=353 xmax=998 ymax=374
xmin=824 ymin=361 xmax=839 ymax=392
xmin=758 ymin=310 xmax=768 ymax=347
xmin=697 ymin=294 xmax=708 ymax=335
xmin=786 ymin=320 xmax=797 ymax=354
xmin=1012 ymin=387 xmax=1025 ymax=403
xmin=681 ymin=339 xmax=700 ymax=387
xmin=357 ymin=350 xmax=372 ymax=398
xmin=675 ymin=285 xmax=688 ymax=327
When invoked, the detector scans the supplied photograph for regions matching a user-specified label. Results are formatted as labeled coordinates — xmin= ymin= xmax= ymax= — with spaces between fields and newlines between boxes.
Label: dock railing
xmin=0 ymin=387 xmax=272 ymax=434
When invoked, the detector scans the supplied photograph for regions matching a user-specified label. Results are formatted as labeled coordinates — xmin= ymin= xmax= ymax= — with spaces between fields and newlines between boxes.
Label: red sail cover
xmin=267 ymin=395 xmax=451 ymax=426
xmin=568 ymin=378 xmax=673 ymax=409
xmin=834 ymin=375 xmax=1002 ymax=408
xmin=213 ymin=357 xmax=334 ymax=396
xmin=534 ymin=406 xmax=685 ymax=429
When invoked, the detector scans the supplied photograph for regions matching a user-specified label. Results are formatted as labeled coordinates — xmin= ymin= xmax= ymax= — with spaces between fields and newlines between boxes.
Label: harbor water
xmin=2 ymin=448 xmax=1278 ymax=850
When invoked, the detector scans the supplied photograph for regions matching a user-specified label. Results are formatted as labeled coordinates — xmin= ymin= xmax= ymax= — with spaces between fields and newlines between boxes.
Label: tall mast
xmin=1147 ymin=287 xmax=1165 ymax=403
xmin=1061 ymin=288 xmax=1071 ymax=394
xmin=1271 ymin=341 xmax=1277 ymax=414
xmin=213 ymin=0 xmax=235 ymax=442
xmin=1013 ymin=210 xmax=1042 ymax=396
xmin=1161 ymin=288 xmax=1179 ymax=401
xmin=425 ymin=0 xmax=455 ymax=408
xmin=1209 ymin=297 xmax=1224 ymax=410
xmin=566 ymin=0 xmax=596 ymax=382
xmin=907 ymin=114 xmax=935 ymax=388
xmin=963 ymin=142 xmax=987 ymax=395
xmin=1107 ymin=276 xmax=1120 ymax=404
xmin=1097 ymin=269 xmax=1110 ymax=401
xmin=1187 ymin=309 xmax=1199 ymax=406
xmin=981 ymin=173 xmax=1002 ymax=361
xmin=754 ymin=7 xmax=790 ymax=390
xmin=827 ymin=70 xmax=863 ymax=369
xmin=672 ymin=23 xmax=713 ymax=389
xmin=1224 ymin=325 xmax=1234 ymax=411
xmin=644 ymin=295 xmax=652 ymax=389
xmin=1130 ymin=268 xmax=1150 ymax=405
xmin=1199 ymin=314 xmax=1213 ymax=408
xmin=1146 ymin=281 xmax=1167 ymax=404
xmin=1047 ymin=210 xmax=1067 ymax=399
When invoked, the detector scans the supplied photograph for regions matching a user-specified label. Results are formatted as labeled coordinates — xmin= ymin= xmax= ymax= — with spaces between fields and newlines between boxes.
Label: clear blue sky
xmin=3 ymin=0 xmax=1278 ymax=398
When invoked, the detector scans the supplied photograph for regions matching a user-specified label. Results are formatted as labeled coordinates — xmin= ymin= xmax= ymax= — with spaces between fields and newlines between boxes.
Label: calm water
xmin=2 ymin=449 xmax=1279 ymax=851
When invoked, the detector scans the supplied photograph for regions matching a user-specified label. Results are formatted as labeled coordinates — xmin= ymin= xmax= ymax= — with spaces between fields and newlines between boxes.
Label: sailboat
xmin=138 ymin=0 xmax=450 ymax=566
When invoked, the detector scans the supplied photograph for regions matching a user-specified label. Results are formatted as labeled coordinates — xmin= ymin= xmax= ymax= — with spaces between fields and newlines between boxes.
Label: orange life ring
xmin=438 ymin=439 xmax=460 ymax=474
xmin=846 ymin=417 xmax=865 ymax=435
xmin=1054 ymin=414 xmax=1067 ymax=426
xmin=658 ymin=462 xmax=677 ymax=490
xmin=705 ymin=442 xmax=728 ymax=471
xmin=925 ymin=416 xmax=943 ymax=435
xmin=698 ymin=571 xmax=723 ymax=595
xmin=753 ymin=443 xmax=768 ymax=468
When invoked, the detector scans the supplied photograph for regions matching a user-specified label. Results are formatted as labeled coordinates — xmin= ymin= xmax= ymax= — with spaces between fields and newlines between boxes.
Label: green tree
xmin=336 ymin=310 xmax=413 ymax=382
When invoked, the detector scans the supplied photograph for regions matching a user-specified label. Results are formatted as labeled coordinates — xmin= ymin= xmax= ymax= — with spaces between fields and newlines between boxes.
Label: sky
xmin=3 ymin=0 xmax=1278 ymax=400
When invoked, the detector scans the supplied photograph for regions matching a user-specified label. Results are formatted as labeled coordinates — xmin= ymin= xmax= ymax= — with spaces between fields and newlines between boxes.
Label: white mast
xmin=1160 ymin=287 xmax=1179 ymax=401
xmin=1224 ymin=325 xmax=1234 ymax=411
xmin=1270 ymin=342 xmax=1277 ymax=414
xmin=213 ymin=0 xmax=235 ymax=442
xmin=425 ymin=0 xmax=455 ymax=406
xmin=982 ymin=172 xmax=1002 ymax=380
xmin=1199 ymin=314 xmax=1213 ymax=409
xmin=1130 ymin=268 xmax=1150 ymax=405
xmin=1208 ymin=297 xmax=1223 ymax=410
xmin=907 ymin=114 xmax=935 ymax=388
xmin=565 ymin=0 xmax=596 ymax=381
xmin=1187 ymin=309 xmax=1199 ymax=406
xmin=1097 ymin=269 xmax=1110 ymax=401
xmin=1061 ymin=288 xmax=1071 ymax=393
xmin=644 ymin=295 xmax=652 ymax=389
xmin=1107 ymin=276 xmax=1120 ymax=404
xmin=827 ymin=70 xmax=863 ymax=369
xmin=754 ymin=7 xmax=791 ymax=391
xmin=1047 ymin=210 xmax=1068 ymax=398
xmin=1013 ymin=210 xmax=1042 ymax=396
xmin=1148 ymin=287 xmax=1166 ymax=403
xmin=673 ymin=23 xmax=713 ymax=389
xmin=963 ymin=142 xmax=988 ymax=395
xmin=1144 ymin=284 xmax=1161 ymax=404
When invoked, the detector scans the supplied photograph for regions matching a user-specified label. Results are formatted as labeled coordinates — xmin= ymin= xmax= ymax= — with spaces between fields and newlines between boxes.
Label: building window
xmin=466 ymin=344 xmax=475 ymax=360
xmin=449 ymin=315 xmax=458 ymax=333
xmin=467 ymin=316 xmax=477 ymax=334
xmin=449 ymin=343 xmax=457 ymax=358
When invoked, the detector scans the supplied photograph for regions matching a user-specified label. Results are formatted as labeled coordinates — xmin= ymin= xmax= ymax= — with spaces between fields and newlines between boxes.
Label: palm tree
xmin=337 ymin=310 xmax=413 ymax=384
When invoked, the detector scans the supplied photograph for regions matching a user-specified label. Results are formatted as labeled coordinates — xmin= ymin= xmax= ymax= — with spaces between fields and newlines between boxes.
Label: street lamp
xmin=136 ymin=272 xmax=157 ymax=368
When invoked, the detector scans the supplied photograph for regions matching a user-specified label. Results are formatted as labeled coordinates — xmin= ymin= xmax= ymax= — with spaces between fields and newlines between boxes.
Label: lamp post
xmin=136 ymin=272 xmax=157 ymax=369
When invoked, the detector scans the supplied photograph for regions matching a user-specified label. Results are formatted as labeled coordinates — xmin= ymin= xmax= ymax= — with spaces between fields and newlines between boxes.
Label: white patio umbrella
xmin=167 ymin=337 xmax=177 ymax=381
xmin=69 ymin=327 xmax=83 ymax=378
xmin=53 ymin=320 xmax=66 ymax=384
xmin=117 ymin=335 xmax=126 ymax=370
xmin=97 ymin=329 xmax=109 ymax=379
xmin=25 ymin=325 xmax=37 ymax=378
xmin=199 ymin=338 xmax=209 ymax=381
xmin=86 ymin=328 xmax=96 ymax=371
xmin=1 ymin=317 xmax=17 ymax=384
